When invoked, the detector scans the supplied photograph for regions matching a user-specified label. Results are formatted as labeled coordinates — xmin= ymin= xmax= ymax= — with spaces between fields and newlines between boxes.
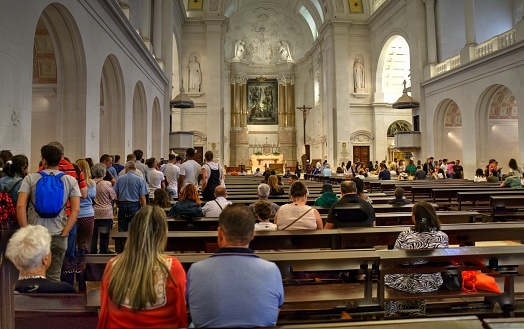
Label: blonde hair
xmin=76 ymin=159 xmax=94 ymax=188
xmin=267 ymin=175 xmax=280 ymax=191
xmin=106 ymin=206 xmax=174 ymax=310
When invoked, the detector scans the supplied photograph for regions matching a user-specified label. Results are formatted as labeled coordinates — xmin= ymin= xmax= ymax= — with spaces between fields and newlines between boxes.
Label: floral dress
xmin=384 ymin=228 xmax=449 ymax=317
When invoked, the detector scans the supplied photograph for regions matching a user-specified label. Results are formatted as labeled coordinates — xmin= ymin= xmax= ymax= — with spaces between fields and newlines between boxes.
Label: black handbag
xmin=442 ymin=269 xmax=462 ymax=290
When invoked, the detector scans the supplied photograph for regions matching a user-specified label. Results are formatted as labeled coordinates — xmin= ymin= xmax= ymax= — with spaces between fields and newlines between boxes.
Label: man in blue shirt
xmin=186 ymin=204 xmax=284 ymax=328
xmin=113 ymin=161 xmax=148 ymax=231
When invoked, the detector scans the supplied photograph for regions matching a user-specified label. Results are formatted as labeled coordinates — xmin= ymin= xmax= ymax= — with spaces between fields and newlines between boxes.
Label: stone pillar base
xmin=229 ymin=128 xmax=249 ymax=168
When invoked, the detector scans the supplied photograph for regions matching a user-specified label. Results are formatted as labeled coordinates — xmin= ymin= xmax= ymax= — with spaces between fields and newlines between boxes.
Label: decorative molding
xmin=208 ymin=0 xmax=219 ymax=11
xmin=11 ymin=111 xmax=20 ymax=126
xmin=350 ymin=130 xmax=374 ymax=143
xmin=191 ymin=130 xmax=208 ymax=144
xmin=335 ymin=0 xmax=344 ymax=13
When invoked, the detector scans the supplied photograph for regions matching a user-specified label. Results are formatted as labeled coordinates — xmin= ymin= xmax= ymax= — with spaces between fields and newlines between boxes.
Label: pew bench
xmin=14 ymin=292 xmax=98 ymax=329
xmin=377 ymin=245 xmax=524 ymax=315
xmin=491 ymin=195 xmax=524 ymax=221
xmin=457 ymin=190 xmax=524 ymax=212
xmin=113 ymin=222 xmax=524 ymax=253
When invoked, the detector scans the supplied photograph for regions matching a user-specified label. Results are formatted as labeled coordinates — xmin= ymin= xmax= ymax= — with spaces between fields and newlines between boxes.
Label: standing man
xmin=325 ymin=181 xmax=375 ymax=229
xmin=201 ymin=151 xmax=224 ymax=201
xmin=164 ymin=154 xmax=180 ymax=200
xmin=133 ymin=149 xmax=149 ymax=184
xmin=113 ymin=161 xmax=148 ymax=231
xmin=453 ymin=160 xmax=464 ymax=179
xmin=186 ymin=204 xmax=284 ymax=328
xmin=178 ymin=148 xmax=202 ymax=194
xmin=112 ymin=154 xmax=124 ymax=174
xmin=17 ymin=145 xmax=81 ymax=281
xmin=100 ymin=154 xmax=117 ymax=186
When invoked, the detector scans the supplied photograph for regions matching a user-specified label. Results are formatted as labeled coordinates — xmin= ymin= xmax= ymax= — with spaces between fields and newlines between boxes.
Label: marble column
xmin=278 ymin=82 xmax=285 ymax=127
xmin=153 ymin=0 xmax=163 ymax=63
xmin=140 ymin=0 xmax=151 ymax=48
xmin=230 ymin=81 xmax=236 ymax=127
xmin=287 ymin=83 xmax=295 ymax=127
xmin=464 ymin=0 xmax=477 ymax=45
xmin=423 ymin=0 xmax=437 ymax=64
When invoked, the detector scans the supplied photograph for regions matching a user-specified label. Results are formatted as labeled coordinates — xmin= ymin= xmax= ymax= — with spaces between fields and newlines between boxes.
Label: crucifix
xmin=265 ymin=137 xmax=269 ymax=144
xmin=296 ymin=105 xmax=312 ymax=146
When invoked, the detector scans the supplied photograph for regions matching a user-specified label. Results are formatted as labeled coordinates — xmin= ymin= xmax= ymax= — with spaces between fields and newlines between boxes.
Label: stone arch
xmin=99 ymin=54 xmax=125 ymax=157
xmin=350 ymin=130 xmax=374 ymax=144
xmin=375 ymin=34 xmax=411 ymax=103
xmin=434 ymin=99 xmax=463 ymax=162
xmin=152 ymin=97 xmax=162 ymax=159
xmin=31 ymin=3 xmax=86 ymax=169
xmin=476 ymin=85 xmax=518 ymax=167
xmin=132 ymin=81 xmax=147 ymax=153
xmin=387 ymin=120 xmax=412 ymax=137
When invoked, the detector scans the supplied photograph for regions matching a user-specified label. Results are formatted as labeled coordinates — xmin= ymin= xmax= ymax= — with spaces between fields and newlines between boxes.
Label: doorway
xmin=194 ymin=146 xmax=204 ymax=165
xmin=353 ymin=146 xmax=369 ymax=167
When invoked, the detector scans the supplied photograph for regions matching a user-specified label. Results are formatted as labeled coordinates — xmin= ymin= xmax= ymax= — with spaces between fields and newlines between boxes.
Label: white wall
xmin=437 ymin=0 xmax=514 ymax=61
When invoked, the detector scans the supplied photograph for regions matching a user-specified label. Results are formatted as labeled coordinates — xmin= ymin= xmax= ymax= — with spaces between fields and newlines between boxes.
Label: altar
xmin=250 ymin=144 xmax=285 ymax=173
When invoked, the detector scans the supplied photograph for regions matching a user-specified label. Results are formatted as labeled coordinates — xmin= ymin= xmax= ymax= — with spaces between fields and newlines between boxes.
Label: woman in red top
xmin=97 ymin=206 xmax=187 ymax=329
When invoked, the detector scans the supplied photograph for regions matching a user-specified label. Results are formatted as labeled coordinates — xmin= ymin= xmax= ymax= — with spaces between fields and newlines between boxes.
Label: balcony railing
xmin=431 ymin=28 xmax=517 ymax=77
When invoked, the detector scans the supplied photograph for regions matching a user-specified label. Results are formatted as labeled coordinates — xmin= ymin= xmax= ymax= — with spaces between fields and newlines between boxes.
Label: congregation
xmin=1 ymin=143 xmax=523 ymax=328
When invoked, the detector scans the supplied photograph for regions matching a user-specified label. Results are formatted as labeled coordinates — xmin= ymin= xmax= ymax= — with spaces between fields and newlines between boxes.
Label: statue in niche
xmin=353 ymin=58 xmax=365 ymax=91
xmin=278 ymin=41 xmax=292 ymax=61
xmin=233 ymin=40 xmax=245 ymax=60
xmin=188 ymin=56 xmax=201 ymax=92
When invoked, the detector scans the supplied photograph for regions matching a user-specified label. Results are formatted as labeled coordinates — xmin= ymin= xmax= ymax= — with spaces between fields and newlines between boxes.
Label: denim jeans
xmin=118 ymin=203 xmax=140 ymax=232
xmin=90 ymin=219 xmax=113 ymax=254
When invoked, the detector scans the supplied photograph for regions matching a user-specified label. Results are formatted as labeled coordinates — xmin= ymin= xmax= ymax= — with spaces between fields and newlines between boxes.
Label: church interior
xmin=3 ymin=0 xmax=524 ymax=328
xmin=1 ymin=0 xmax=523 ymax=176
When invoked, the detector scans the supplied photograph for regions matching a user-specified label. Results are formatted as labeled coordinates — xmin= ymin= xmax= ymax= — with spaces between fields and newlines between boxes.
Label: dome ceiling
xmin=225 ymin=5 xmax=311 ymax=64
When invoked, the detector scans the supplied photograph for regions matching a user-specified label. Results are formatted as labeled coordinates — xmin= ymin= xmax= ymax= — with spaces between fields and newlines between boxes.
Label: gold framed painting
xmin=188 ymin=0 xmax=204 ymax=10
xmin=348 ymin=0 xmax=364 ymax=13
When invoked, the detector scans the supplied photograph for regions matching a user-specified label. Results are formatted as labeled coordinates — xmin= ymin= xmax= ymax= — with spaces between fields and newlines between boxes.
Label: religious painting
xmin=247 ymin=79 xmax=278 ymax=125
xmin=348 ymin=0 xmax=364 ymax=13
xmin=188 ymin=0 xmax=204 ymax=10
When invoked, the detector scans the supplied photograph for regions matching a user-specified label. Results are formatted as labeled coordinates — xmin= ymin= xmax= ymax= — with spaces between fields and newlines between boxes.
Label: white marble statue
xmin=233 ymin=40 xmax=245 ymax=60
xmin=188 ymin=56 xmax=201 ymax=92
xmin=278 ymin=41 xmax=292 ymax=61
xmin=353 ymin=58 xmax=365 ymax=91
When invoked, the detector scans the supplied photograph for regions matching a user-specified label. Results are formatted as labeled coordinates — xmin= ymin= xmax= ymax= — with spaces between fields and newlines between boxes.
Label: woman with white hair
xmin=6 ymin=225 xmax=75 ymax=293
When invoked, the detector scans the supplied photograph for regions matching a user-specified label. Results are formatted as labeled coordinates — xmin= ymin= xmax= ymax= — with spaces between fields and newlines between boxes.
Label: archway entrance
xmin=99 ymin=55 xmax=125 ymax=157
xmin=31 ymin=4 xmax=86 ymax=170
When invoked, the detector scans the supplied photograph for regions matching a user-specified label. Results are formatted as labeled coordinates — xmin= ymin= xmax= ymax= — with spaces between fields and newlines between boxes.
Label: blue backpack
xmin=33 ymin=172 xmax=67 ymax=218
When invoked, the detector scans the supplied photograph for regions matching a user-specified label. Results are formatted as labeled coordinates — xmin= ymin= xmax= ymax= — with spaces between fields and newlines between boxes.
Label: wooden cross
xmin=297 ymin=105 xmax=312 ymax=146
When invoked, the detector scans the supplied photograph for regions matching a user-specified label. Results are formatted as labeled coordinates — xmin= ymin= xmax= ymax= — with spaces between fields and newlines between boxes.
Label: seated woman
xmin=152 ymin=188 xmax=172 ymax=208
xmin=97 ymin=206 xmax=187 ymax=328
xmin=5 ymin=225 xmax=76 ymax=293
xmin=384 ymin=201 xmax=449 ymax=318
xmin=168 ymin=184 xmax=203 ymax=218
xmin=354 ymin=177 xmax=372 ymax=204
xmin=274 ymin=181 xmax=323 ymax=230
xmin=267 ymin=175 xmax=284 ymax=196
xmin=474 ymin=168 xmax=487 ymax=182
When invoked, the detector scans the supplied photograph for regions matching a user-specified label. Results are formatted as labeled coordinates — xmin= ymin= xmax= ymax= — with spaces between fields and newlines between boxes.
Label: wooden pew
xmin=85 ymin=249 xmax=380 ymax=310
xmin=277 ymin=316 xmax=484 ymax=329
xmin=113 ymin=222 xmax=524 ymax=253
xmin=14 ymin=292 xmax=98 ymax=329
xmin=163 ymin=211 xmax=479 ymax=231
xmin=490 ymin=195 xmax=524 ymax=221
xmin=377 ymin=245 xmax=524 ymax=314
xmin=457 ymin=190 xmax=524 ymax=211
